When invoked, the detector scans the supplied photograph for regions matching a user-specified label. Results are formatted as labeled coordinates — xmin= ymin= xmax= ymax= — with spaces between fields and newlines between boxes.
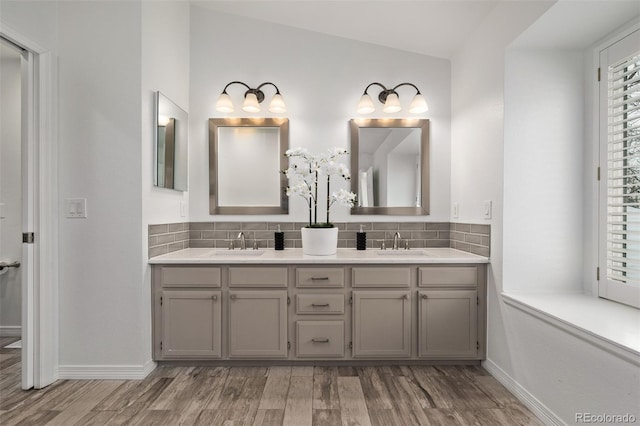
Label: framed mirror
xmin=209 ymin=118 xmax=289 ymax=214
xmin=154 ymin=92 xmax=188 ymax=191
xmin=350 ymin=118 xmax=429 ymax=215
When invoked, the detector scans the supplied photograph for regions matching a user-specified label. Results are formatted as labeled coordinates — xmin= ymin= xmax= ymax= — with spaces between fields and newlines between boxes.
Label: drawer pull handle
xmin=312 ymin=338 xmax=330 ymax=343
xmin=311 ymin=277 xmax=330 ymax=281
xmin=422 ymin=294 xmax=428 ymax=299
xmin=311 ymin=303 xmax=330 ymax=307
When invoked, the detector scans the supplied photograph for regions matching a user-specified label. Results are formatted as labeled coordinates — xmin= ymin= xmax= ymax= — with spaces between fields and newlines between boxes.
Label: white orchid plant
xmin=283 ymin=147 xmax=357 ymax=228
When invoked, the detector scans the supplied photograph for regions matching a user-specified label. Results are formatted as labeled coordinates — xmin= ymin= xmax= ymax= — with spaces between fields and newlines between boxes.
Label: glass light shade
xmin=382 ymin=93 xmax=402 ymax=113
xmin=357 ymin=94 xmax=376 ymax=114
xmin=242 ymin=92 xmax=261 ymax=113
xmin=215 ymin=92 xmax=234 ymax=113
xmin=268 ymin=93 xmax=287 ymax=113
xmin=408 ymin=94 xmax=429 ymax=113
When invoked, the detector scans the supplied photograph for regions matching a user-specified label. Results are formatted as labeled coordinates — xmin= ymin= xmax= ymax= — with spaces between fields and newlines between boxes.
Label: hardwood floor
xmin=0 ymin=337 xmax=542 ymax=425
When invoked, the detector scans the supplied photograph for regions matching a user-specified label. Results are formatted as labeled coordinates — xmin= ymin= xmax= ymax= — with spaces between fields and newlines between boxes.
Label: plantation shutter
xmin=600 ymin=29 xmax=640 ymax=308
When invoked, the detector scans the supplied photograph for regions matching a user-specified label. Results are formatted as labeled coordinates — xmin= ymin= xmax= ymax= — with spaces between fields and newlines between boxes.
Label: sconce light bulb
xmin=357 ymin=94 xmax=376 ymax=114
xmin=409 ymin=93 xmax=429 ymax=114
xmin=268 ymin=93 xmax=287 ymax=113
xmin=382 ymin=93 xmax=402 ymax=113
xmin=215 ymin=92 xmax=234 ymax=113
xmin=242 ymin=92 xmax=261 ymax=113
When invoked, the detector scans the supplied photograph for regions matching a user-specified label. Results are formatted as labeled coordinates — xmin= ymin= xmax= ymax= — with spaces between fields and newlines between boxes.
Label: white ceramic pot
xmin=301 ymin=227 xmax=339 ymax=256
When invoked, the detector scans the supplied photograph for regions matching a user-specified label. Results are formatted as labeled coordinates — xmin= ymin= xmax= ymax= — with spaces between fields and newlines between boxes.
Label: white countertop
xmin=148 ymin=248 xmax=489 ymax=265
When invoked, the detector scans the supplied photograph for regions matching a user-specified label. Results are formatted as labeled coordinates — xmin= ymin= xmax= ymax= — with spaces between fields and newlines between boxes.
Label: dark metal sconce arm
xmin=362 ymin=81 xmax=421 ymax=103
xmin=222 ymin=81 xmax=282 ymax=104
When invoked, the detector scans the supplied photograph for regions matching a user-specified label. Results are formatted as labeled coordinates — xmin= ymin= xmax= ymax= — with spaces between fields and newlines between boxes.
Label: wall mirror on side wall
xmin=350 ymin=118 xmax=429 ymax=215
xmin=154 ymin=91 xmax=188 ymax=191
xmin=209 ymin=118 xmax=289 ymax=214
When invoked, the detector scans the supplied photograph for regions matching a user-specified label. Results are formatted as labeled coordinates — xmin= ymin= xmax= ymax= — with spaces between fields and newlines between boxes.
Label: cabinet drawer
xmin=296 ymin=268 xmax=344 ymax=288
xmin=296 ymin=321 xmax=344 ymax=358
xmin=161 ymin=266 xmax=221 ymax=288
xmin=419 ymin=267 xmax=477 ymax=287
xmin=296 ymin=294 xmax=344 ymax=314
xmin=229 ymin=267 xmax=288 ymax=287
xmin=352 ymin=267 xmax=411 ymax=288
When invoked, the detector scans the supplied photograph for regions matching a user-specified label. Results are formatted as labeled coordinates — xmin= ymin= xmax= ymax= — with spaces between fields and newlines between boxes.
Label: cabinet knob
xmin=230 ymin=294 xmax=236 ymax=300
xmin=422 ymin=294 xmax=428 ymax=299
xmin=212 ymin=295 xmax=217 ymax=301
xmin=402 ymin=294 xmax=409 ymax=300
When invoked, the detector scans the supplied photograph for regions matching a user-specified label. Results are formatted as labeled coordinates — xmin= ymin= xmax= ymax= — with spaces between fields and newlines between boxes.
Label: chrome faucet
xmin=393 ymin=232 xmax=401 ymax=250
xmin=237 ymin=232 xmax=246 ymax=250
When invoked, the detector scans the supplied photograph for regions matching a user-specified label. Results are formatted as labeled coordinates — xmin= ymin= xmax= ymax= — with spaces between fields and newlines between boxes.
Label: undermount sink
xmin=207 ymin=250 xmax=265 ymax=256
xmin=376 ymin=250 xmax=429 ymax=256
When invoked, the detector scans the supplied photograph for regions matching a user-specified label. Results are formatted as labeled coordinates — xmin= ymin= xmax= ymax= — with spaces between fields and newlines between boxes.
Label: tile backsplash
xmin=148 ymin=221 xmax=490 ymax=258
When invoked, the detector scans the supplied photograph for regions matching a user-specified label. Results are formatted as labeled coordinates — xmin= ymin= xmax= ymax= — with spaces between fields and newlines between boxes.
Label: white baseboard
xmin=483 ymin=358 xmax=565 ymax=426
xmin=0 ymin=326 xmax=21 ymax=337
xmin=58 ymin=359 xmax=157 ymax=380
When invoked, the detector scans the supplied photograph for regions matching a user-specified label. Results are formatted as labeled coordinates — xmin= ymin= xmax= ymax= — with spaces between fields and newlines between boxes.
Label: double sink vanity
xmin=149 ymin=247 xmax=489 ymax=364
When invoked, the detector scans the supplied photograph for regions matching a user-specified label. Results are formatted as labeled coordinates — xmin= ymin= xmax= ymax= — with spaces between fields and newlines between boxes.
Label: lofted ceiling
xmin=192 ymin=0 xmax=504 ymax=59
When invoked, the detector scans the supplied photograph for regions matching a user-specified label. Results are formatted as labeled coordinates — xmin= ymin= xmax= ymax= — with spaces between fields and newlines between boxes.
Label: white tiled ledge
xmin=148 ymin=247 xmax=489 ymax=265
xmin=502 ymin=293 xmax=640 ymax=366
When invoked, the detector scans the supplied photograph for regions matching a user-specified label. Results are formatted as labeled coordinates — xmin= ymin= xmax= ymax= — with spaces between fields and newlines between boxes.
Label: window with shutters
xmin=599 ymin=29 xmax=640 ymax=308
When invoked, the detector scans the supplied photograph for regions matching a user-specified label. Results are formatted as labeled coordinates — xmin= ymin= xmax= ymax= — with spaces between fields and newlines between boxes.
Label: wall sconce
xmin=357 ymin=82 xmax=428 ymax=114
xmin=215 ymin=81 xmax=286 ymax=114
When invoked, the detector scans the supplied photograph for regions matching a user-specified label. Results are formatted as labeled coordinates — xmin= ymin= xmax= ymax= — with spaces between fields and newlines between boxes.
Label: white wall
xmin=0 ymin=47 xmax=22 ymax=335
xmin=503 ymin=49 xmax=585 ymax=294
xmin=141 ymin=0 xmax=190 ymax=368
xmin=452 ymin=1 xmax=640 ymax=423
xmin=189 ymin=7 xmax=451 ymax=223
xmin=57 ymin=1 xmax=145 ymax=368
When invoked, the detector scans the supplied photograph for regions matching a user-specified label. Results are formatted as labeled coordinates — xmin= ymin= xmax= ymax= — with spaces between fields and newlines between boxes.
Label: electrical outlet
xmin=452 ymin=202 xmax=459 ymax=219
xmin=483 ymin=200 xmax=492 ymax=219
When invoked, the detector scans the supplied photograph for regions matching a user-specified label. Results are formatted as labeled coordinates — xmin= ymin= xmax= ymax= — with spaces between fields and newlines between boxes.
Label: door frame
xmin=1 ymin=22 xmax=58 ymax=389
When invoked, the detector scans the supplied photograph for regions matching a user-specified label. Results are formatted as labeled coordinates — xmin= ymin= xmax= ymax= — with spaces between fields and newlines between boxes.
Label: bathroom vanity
xmin=149 ymin=248 xmax=488 ymax=364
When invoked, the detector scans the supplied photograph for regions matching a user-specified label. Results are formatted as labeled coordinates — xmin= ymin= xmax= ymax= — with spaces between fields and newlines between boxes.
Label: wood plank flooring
xmin=0 ymin=337 xmax=542 ymax=425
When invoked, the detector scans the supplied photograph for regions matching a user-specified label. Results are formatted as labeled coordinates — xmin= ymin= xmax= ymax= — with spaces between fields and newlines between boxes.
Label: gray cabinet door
xmin=418 ymin=290 xmax=477 ymax=358
xmin=352 ymin=291 xmax=411 ymax=358
xmin=228 ymin=290 xmax=288 ymax=358
xmin=161 ymin=290 xmax=221 ymax=359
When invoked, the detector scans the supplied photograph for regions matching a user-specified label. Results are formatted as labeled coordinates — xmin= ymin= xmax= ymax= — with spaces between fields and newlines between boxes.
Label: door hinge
xmin=287 ymin=296 xmax=291 ymax=305
xmin=476 ymin=296 xmax=479 ymax=305
xmin=349 ymin=296 xmax=353 ymax=305
xmin=22 ymin=232 xmax=34 ymax=244
xmin=160 ymin=341 xmax=163 ymax=351
xmin=349 ymin=342 xmax=353 ymax=349
xmin=476 ymin=341 xmax=480 ymax=351
xmin=597 ymin=166 xmax=601 ymax=181
xmin=597 ymin=67 xmax=601 ymax=82
xmin=287 ymin=341 xmax=291 ymax=350
xmin=597 ymin=267 xmax=600 ymax=281
xmin=160 ymin=296 xmax=163 ymax=306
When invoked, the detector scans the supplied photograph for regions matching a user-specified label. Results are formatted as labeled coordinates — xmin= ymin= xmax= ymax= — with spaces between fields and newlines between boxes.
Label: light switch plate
xmin=452 ymin=202 xmax=459 ymax=219
xmin=483 ymin=200 xmax=492 ymax=219
xmin=65 ymin=198 xmax=87 ymax=218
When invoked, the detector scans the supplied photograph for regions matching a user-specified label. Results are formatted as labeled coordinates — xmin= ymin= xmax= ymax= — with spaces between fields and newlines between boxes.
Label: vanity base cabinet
xmin=228 ymin=290 xmax=288 ymax=358
xmin=160 ymin=290 xmax=222 ymax=359
xmin=352 ymin=290 xmax=411 ymax=358
xmin=418 ymin=290 xmax=477 ymax=358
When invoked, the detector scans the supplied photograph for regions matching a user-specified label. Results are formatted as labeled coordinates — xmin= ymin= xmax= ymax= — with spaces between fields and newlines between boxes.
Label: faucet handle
xmin=379 ymin=240 xmax=386 ymax=250
xmin=253 ymin=240 xmax=259 ymax=250
xmin=405 ymin=239 xmax=410 ymax=250
xmin=228 ymin=240 xmax=234 ymax=250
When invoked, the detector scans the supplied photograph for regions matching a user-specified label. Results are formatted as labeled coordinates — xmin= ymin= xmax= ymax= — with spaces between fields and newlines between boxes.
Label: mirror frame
xmin=154 ymin=91 xmax=188 ymax=191
xmin=350 ymin=118 xmax=430 ymax=215
xmin=209 ymin=117 xmax=289 ymax=215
